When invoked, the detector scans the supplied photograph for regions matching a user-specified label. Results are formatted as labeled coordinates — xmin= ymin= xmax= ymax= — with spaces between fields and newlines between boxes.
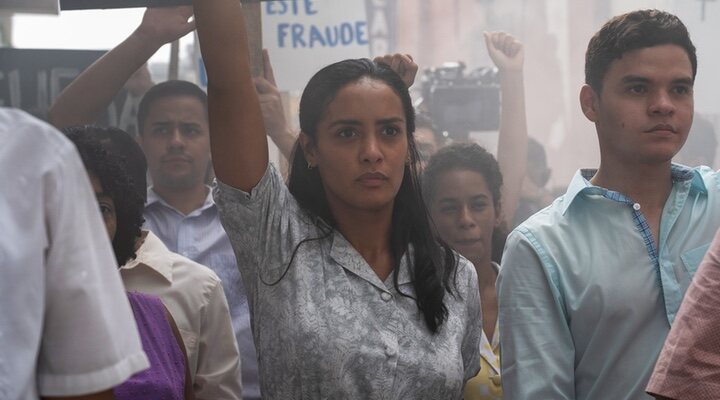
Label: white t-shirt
xmin=0 ymin=108 xmax=149 ymax=399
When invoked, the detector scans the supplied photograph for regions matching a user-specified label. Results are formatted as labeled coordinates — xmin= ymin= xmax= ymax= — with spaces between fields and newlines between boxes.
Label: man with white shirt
xmin=0 ymin=108 xmax=148 ymax=399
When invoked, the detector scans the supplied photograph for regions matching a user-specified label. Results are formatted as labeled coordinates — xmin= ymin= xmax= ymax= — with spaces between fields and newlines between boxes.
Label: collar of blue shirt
xmin=560 ymin=163 xmax=706 ymax=216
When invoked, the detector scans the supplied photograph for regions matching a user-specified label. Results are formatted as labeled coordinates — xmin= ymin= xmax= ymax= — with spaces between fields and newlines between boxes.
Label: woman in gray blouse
xmin=193 ymin=0 xmax=482 ymax=398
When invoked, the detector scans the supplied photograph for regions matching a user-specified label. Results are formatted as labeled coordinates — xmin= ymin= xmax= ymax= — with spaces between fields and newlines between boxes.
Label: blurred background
xmin=2 ymin=0 xmax=718 ymax=190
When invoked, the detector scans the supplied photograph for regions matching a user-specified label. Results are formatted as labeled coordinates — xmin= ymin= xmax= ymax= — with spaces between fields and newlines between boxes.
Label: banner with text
xmin=261 ymin=0 xmax=370 ymax=91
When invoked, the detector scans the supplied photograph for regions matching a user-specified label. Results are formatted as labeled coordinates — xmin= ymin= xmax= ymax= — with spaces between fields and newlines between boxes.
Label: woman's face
xmin=89 ymin=173 xmax=118 ymax=241
xmin=302 ymin=77 xmax=409 ymax=215
xmin=429 ymin=169 xmax=500 ymax=264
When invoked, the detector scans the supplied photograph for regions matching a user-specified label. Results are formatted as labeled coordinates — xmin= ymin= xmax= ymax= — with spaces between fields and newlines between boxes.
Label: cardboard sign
xmin=261 ymin=0 xmax=370 ymax=91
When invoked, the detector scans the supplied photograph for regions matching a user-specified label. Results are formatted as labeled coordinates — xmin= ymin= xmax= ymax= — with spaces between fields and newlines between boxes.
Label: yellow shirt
xmin=464 ymin=321 xmax=502 ymax=400
xmin=464 ymin=262 xmax=502 ymax=400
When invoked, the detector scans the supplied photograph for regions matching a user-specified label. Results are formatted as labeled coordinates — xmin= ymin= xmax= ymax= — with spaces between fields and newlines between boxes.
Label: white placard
xmin=261 ymin=0 xmax=370 ymax=92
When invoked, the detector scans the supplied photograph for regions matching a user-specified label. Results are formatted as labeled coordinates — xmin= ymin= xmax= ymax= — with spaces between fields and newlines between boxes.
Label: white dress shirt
xmin=0 ymin=108 xmax=149 ymax=399
xmin=121 ymin=230 xmax=243 ymax=400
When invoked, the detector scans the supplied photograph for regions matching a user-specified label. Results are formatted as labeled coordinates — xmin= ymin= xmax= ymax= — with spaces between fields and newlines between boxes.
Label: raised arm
xmin=48 ymin=6 xmax=195 ymax=129
xmin=373 ymin=53 xmax=418 ymax=88
xmin=255 ymin=49 xmax=296 ymax=161
xmin=193 ymin=0 xmax=267 ymax=191
xmin=485 ymin=32 xmax=528 ymax=226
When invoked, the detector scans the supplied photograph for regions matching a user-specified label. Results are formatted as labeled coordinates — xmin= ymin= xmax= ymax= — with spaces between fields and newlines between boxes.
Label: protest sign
xmin=261 ymin=0 xmax=370 ymax=91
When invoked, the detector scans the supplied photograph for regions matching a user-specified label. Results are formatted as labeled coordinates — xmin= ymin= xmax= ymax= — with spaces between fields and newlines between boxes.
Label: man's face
xmin=138 ymin=95 xmax=210 ymax=191
xmin=580 ymin=44 xmax=694 ymax=165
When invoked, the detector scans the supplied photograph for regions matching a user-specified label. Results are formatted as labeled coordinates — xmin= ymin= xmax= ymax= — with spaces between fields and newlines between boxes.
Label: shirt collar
xmin=121 ymin=230 xmax=174 ymax=283
xmin=146 ymin=185 xmax=216 ymax=215
xmin=329 ymin=231 xmax=414 ymax=292
xmin=560 ymin=164 xmax=706 ymax=215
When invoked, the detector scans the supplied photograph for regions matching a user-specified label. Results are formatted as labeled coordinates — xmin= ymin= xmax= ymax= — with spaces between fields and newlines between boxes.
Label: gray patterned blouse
xmin=214 ymin=164 xmax=482 ymax=399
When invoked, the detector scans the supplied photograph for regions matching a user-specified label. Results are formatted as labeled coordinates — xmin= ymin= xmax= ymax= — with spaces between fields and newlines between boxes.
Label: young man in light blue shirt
xmin=498 ymin=9 xmax=720 ymax=400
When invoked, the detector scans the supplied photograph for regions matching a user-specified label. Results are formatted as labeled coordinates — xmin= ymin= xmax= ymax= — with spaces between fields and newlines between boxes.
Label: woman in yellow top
xmin=422 ymin=32 xmax=526 ymax=400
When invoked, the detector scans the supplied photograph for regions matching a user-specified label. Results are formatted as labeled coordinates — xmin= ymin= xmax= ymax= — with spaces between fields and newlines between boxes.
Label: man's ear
xmin=298 ymin=132 xmax=317 ymax=167
xmin=579 ymin=84 xmax=600 ymax=123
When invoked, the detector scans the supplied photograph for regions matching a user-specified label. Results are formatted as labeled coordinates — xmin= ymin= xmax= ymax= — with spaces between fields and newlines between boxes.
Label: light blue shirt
xmin=497 ymin=165 xmax=720 ymax=400
xmin=144 ymin=187 xmax=260 ymax=400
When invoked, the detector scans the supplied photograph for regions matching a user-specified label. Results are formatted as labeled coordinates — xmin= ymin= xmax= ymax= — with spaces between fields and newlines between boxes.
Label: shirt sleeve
xmin=194 ymin=279 xmax=243 ymax=400
xmin=37 ymin=138 xmax=149 ymax=396
xmin=497 ymin=228 xmax=575 ymax=400
xmin=647 ymin=228 xmax=720 ymax=399
xmin=460 ymin=259 xmax=482 ymax=383
xmin=213 ymin=163 xmax=318 ymax=294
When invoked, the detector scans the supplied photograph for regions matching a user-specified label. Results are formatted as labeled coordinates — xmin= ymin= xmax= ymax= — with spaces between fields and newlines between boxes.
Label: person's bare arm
xmin=48 ymin=6 xmax=195 ymax=129
xmin=42 ymin=390 xmax=116 ymax=400
xmin=485 ymin=31 xmax=528 ymax=226
xmin=255 ymin=49 xmax=296 ymax=161
xmin=193 ymin=0 xmax=267 ymax=191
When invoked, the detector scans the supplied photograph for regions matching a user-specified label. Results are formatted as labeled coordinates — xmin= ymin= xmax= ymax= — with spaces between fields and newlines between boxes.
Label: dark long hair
xmin=286 ymin=59 xmax=458 ymax=333
xmin=422 ymin=142 xmax=508 ymax=263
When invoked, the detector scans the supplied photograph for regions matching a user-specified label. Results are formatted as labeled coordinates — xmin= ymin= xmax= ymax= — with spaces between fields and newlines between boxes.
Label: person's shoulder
xmin=513 ymin=195 xmax=566 ymax=234
xmin=691 ymin=165 xmax=720 ymax=190
xmin=454 ymin=252 xmax=478 ymax=286
xmin=170 ymin=251 xmax=222 ymax=286
xmin=1 ymin=108 xmax=77 ymax=170
xmin=1 ymin=108 xmax=70 ymax=149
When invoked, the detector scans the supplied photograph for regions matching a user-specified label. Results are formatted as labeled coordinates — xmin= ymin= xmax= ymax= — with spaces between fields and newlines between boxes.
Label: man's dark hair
xmin=137 ymin=80 xmax=208 ymax=135
xmin=585 ymin=9 xmax=697 ymax=93
xmin=63 ymin=126 xmax=145 ymax=266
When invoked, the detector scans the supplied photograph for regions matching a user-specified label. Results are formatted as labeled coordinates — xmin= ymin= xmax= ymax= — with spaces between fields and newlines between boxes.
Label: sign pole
xmin=168 ymin=39 xmax=180 ymax=80
xmin=242 ymin=0 xmax=263 ymax=77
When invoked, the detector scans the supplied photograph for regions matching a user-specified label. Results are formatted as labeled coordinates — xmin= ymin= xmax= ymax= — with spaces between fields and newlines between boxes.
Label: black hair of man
xmin=585 ymin=9 xmax=697 ymax=94
xmin=137 ymin=80 xmax=208 ymax=136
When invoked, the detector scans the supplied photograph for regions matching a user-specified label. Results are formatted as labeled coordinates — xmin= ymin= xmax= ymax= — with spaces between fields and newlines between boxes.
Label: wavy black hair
xmin=63 ymin=126 xmax=145 ymax=266
xmin=91 ymin=126 xmax=149 ymax=202
xmin=422 ymin=142 xmax=508 ymax=264
xmin=286 ymin=58 xmax=458 ymax=333
xmin=586 ymin=9 xmax=697 ymax=94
